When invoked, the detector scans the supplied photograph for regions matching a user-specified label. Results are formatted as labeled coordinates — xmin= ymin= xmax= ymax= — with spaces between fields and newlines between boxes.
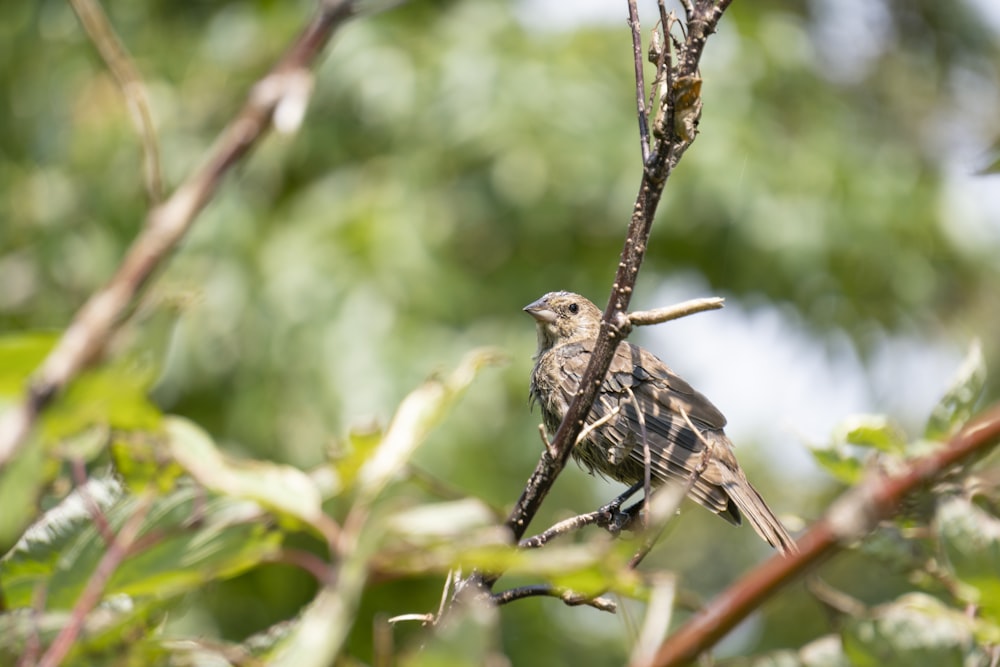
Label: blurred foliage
xmin=751 ymin=344 xmax=999 ymax=666
xmin=1 ymin=0 xmax=1000 ymax=665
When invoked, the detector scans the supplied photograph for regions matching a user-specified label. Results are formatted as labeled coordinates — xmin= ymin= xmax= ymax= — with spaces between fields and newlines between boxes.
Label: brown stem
xmin=68 ymin=0 xmax=164 ymax=203
xmin=637 ymin=401 xmax=1000 ymax=667
xmin=37 ymin=495 xmax=153 ymax=667
xmin=628 ymin=0 xmax=651 ymax=163
xmin=0 ymin=0 xmax=360 ymax=469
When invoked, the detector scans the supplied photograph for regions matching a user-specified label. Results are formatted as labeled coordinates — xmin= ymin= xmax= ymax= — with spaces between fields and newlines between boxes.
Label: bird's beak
xmin=523 ymin=298 xmax=557 ymax=323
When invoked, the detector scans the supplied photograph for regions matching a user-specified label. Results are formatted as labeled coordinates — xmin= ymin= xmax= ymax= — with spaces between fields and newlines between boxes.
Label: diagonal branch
xmin=627 ymin=0 xmax=651 ymax=163
xmin=0 ymin=0 xmax=361 ymax=469
xmin=637 ymin=401 xmax=1000 ymax=667
xmin=489 ymin=2 xmax=733 ymax=587
xmin=37 ymin=493 xmax=154 ymax=667
xmin=68 ymin=0 xmax=164 ymax=203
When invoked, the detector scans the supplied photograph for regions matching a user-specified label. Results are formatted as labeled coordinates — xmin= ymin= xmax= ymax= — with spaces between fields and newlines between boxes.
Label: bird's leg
xmin=597 ymin=481 xmax=644 ymax=534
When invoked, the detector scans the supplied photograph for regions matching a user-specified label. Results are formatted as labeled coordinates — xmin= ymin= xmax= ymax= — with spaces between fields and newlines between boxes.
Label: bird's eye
xmin=568 ymin=302 xmax=579 ymax=314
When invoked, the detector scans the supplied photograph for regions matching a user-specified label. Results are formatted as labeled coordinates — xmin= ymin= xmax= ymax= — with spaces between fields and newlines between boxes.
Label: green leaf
xmin=166 ymin=416 xmax=325 ymax=528
xmin=400 ymin=588 xmax=501 ymax=667
xmin=331 ymin=423 xmax=382 ymax=495
xmin=0 ymin=332 xmax=59 ymax=400
xmin=1 ymin=484 xmax=282 ymax=610
xmin=936 ymin=497 xmax=1000 ymax=625
xmin=746 ymin=635 xmax=855 ymax=667
xmin=355 ymin=348 xmax=503 ymax=504
xmin=810 ymin=445 xmax=864 ymax=485
xmin=41 ymin=361 xmax=162 ymax=443
xmin=842 ymin=593 xmax=983 ymax=667
xmin=0 ymin=596 xmax=171 ymax=666
xmin=839 ymin=415 xmax=907 ymax=454
xmin=0 ymin=436 xmax=58 ymax=553
xmin=270 ymin=351 xmax=502 ymax=667
xmin=925 ymin=340 xmax=986 ymax=441
xmin=111 ymin=431 xmax=185 ymax=493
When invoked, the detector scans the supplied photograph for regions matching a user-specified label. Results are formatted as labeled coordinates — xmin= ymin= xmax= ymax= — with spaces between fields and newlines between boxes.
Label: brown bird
xmin=525 ymin=291 xmax=796 ymax=554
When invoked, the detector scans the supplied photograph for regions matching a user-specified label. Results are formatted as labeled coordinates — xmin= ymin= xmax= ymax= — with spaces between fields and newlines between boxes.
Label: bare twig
xmin=37 ymin=494 xmax=154 ymax=667
xmin=68 ymin=0 xmax=164 ymax=203
xmin=493 ymin=584 xmax=617 ymax=613
xmin=637 ymin=401 xmax=1000 ymax=667
xmin=519 ymin=510 xmax=605 ymax=549
xmin=71 ymin=458 xmax=115 ymax=546
xmin=627 ymin=297 xmax=724 ymax=328
xmin=538 ymin=424 xmax=558 ymax=459
xmin=577 ymin=403 xmax=622 ymax=447
xmin=627 ymin=0 xmax=651 ymax=163
xmin=267 ymin=548 xmax=334 ymax=585
xmin=0 ymin=0 xmax=360 ymax=469
xmin=16 ymin=585 xmax=48 ymax=667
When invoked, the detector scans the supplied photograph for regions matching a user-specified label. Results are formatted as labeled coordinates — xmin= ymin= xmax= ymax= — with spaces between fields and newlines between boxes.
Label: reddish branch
xmin=0 ymin=0 xmax=360 ymax=468
xmin=636 ymin=401 xmax=1000 ymax=667
xmin=37 ymin=495 xmax=153 ymax=667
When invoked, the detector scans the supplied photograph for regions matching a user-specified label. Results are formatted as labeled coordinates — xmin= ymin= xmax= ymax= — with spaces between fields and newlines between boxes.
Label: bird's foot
xmin=596 ymin=500 xmax=632 ymax=536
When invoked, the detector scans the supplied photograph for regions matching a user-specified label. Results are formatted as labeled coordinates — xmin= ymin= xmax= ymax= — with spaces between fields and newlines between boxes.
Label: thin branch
xmin=16 ymin=585 xmax=47 ymax=667
xmin=637 ymin=401 xmax=1000 ymax=667
xmin=0 ymin=0 xmax=361 ymax=469
xmin=492 ymin=584 xmax=617 ymax=613
xmin=68 ymin=0 xmax=164 ymax=203
xmin=627 ymin=0 xmax=651 ymax=163
xmin=538 ymin=423 xmax=558 ymax=459
xmin=453 ymin=0 xmax=735 ymax=608
xmin=37 ymin=494 xmax=153 ymax=667
xmin=679 ymin=0 xmax=733 ymax=79
xmin=266 ymin=548 xmax=334 ymax=585
xmin=519 ymin=510 xmax=605 ymax=549
xmin=71 ymin=458 xmax=115 ymax=546
xmin=577 ymin=403 xmax=622 ymax=447
xmin=627 ymin=297 xmax=724 ymax=328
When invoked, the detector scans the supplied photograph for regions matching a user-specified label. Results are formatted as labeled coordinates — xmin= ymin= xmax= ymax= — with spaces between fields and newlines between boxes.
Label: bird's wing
xmin=608 ymin=341 xmax=727 ymax=429
xmin=598 ymin=342 xmax=740 ymax=517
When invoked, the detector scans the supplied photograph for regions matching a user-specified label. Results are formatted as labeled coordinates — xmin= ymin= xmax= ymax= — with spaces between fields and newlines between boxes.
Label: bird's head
xmin=523 ymin=291 xmax=602 ymax=351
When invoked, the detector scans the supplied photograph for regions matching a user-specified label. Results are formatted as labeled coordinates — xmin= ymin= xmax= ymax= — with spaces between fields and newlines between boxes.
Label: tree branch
xmin=636 ymin=401 xmax=1000 ymax=667
xmin=0 ymin=0 xmax=361 ymax=469
xmin=627 ymin=0 xmax=651 ymax=163
xmin=37 ymin=494 xmax=154 ymax=667
xmin=462 ymin=2 xmax=733 ymax=599
xmin=68 ymin=0 xmax=164 ymax=203
xmin=492 ymin=584 xmax=618 ymax=614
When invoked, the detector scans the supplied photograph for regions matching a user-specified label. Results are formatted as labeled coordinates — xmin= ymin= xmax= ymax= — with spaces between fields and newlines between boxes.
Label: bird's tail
xmin=725 ymin=477 xmax=798 ymax=555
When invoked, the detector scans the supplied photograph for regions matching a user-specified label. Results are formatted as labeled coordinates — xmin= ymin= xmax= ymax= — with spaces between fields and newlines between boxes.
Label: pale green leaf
xmin=839 ymin=415 xmax=906 ymax=454
xmin=0 ymin=332 xmax=59 ymax=399
xmin=810 ymin=445 xmax=864 ymax=485
xmin=937 ymin=497 xmax=1000 ymax=625
xmin=925 ymin=340 xmax=986 ymax=441
xmin=401 ymin=587 xmax=501 ymax=667
xmin=166 ymin=415 xmax=324 ymax=526
xmin=1 ymin=485 xmax=282 ymax=610
xmin=842 ymin=593 xmax=984 ymax=667
xmin=41 ymin=361 xmax=162 ymax=443
xmin=0 ymin=436 xmax=58 ymax=552
xmin=356 ymin=348 xmax=503 ymax=503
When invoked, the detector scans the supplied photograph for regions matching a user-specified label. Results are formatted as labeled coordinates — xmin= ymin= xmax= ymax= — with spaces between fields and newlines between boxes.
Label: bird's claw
xmin=596 ymin=500 xmax=632 ymax=535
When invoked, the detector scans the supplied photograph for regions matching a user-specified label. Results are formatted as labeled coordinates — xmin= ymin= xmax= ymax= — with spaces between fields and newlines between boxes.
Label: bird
xmin=524 ymin=291 xmax=796 ymax=554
